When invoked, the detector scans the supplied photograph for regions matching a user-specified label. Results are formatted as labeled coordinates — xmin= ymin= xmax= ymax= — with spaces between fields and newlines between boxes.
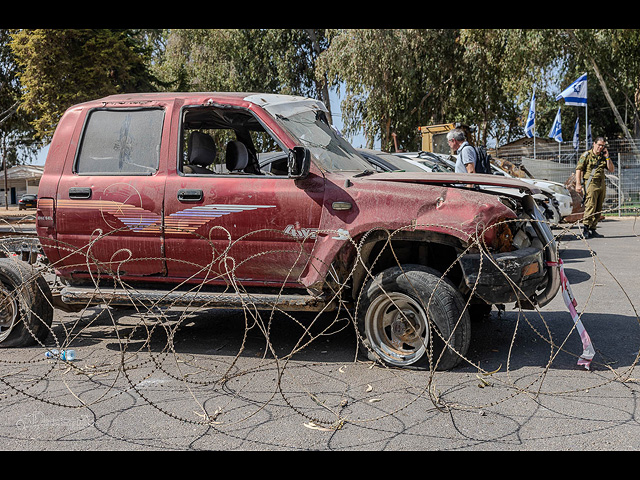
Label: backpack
xmin=472 ymin=145 xmax=491 ymax=174
xmin=460 ymin=144 xmax=491 ymax=174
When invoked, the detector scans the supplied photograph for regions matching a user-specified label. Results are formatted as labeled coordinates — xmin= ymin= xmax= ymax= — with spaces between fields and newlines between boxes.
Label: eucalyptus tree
xmin=10 ymin=29 xmax=160 ymax=141
xmin=321 ymin=28 xmax=640 ymax=151
xmin=319 ymin=29 xmax=463 ymax=151
xmin=0 ymin=29 xmax=38 ymax=167
xmin=157 ymin=29 xmax=332 ymax=119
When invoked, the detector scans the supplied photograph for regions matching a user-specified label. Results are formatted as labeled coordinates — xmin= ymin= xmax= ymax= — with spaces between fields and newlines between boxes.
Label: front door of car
xmin=164 ymin=175 xmax=324 ymax=288
xmin=163 ymin=105 xmax=324 ymax=288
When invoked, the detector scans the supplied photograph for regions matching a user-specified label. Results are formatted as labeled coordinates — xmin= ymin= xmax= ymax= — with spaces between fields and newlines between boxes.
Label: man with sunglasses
xmin=575 ymin=137 xmax=614 ymax=238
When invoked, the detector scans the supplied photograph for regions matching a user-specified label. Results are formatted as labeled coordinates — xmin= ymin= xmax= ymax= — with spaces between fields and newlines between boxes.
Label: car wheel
xmin=358 ymin=265 xmax=470 ymax=370
xmin=0 ymin=258 xmax=53 ymax=347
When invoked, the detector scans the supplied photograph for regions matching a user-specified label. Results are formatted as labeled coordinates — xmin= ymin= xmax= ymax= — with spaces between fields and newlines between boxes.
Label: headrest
xmin=188 ymin=131 xmax=216 ymax=166
xmin=225 ymin=141 xmax=249 ymax=172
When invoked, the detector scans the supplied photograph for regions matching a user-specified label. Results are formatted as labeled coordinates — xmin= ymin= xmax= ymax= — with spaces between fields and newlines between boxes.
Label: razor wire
xmin=0 ymin=205 xmax=637 ymax=438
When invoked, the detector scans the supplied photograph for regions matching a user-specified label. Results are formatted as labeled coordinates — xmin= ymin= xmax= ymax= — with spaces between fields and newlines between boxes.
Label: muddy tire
xmin=0 ymin=258 xmax=53 ymax=347
xmin=358 ymin=265 xmax=471 ymax=371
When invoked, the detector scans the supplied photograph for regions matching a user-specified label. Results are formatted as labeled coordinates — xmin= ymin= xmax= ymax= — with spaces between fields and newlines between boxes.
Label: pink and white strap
xmin=547 ymin=259 xmax=595 ymax=369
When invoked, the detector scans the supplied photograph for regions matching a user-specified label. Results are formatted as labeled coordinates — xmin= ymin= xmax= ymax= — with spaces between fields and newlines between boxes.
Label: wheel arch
xmin=341 ymin=229 xmax=467 ymax=301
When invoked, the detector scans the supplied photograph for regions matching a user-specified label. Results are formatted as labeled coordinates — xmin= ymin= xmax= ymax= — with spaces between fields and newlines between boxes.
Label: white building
xmin=0 ymin=165 xmax=44 ymax=205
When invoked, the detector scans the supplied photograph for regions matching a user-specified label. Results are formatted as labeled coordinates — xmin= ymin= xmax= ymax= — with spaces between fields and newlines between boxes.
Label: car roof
xmin=77 ymin=92 xmax=320 ymax=111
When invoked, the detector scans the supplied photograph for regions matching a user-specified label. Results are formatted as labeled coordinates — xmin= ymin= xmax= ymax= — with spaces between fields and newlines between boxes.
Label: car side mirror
xmin=288 ymin=146 xmax=310 ymax=178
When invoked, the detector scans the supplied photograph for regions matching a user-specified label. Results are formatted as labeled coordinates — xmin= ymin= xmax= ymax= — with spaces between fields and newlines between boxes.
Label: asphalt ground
xmin=0 ymin=216 xmax=639 ymax=451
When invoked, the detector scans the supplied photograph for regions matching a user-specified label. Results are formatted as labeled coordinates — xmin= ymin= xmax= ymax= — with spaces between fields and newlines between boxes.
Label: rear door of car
xmin=54 ymin=104 xmax=170 ymax=278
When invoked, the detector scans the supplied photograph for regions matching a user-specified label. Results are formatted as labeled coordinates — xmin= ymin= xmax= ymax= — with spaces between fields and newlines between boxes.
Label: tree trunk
xmin=304 ymin=29 xmax=332 ymax=126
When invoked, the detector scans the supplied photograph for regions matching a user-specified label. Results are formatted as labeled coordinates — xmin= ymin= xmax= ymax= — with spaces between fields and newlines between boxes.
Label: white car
xmin=489 ymin=164 xmax=573 ymax=219
xmin=356 ymin=149 xmax=433 ymax=173
xmin=396 ymin=152 xmax=566 ymax=226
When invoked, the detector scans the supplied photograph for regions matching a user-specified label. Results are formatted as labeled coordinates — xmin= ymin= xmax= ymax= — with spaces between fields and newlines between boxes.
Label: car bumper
xmin=459 ymin=246 xmax=546 ymax=304
xmin=459 ymin=195 xmax=560 ymax=308
xmin=555 ymin=194 xmax=573 ymax=217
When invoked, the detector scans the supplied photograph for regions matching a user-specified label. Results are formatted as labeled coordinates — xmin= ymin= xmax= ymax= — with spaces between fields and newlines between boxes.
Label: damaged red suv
xmin=0 ymin=92 xmax=561 ymax=370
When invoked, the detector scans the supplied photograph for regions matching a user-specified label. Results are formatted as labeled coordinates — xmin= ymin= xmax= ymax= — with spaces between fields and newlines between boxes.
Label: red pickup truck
xmin=0 ymin=92 xmax=560 ymax=370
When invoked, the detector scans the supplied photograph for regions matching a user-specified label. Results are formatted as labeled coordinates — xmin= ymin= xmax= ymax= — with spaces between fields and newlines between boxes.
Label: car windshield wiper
xmin=353 ymin=169 xmax=375 ymax=177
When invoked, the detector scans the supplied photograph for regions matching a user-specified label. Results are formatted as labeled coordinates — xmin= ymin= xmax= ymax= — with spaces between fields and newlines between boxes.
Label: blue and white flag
xmin=572 ymin=117 xmax=580 ymax=151
xmin=525 ymin=91 xmax=536 ymax=137
xmin=549 ymin=107 xmax=563 ymax=142
xmin=556 ymin=73 xmax=587 ymax=106
xmin=586 ymin=120 xmax=592 ymax=145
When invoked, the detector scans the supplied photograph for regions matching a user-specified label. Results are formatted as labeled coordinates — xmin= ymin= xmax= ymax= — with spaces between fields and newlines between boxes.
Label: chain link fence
xmin=490 ymin=138 xmax=640 ymax=216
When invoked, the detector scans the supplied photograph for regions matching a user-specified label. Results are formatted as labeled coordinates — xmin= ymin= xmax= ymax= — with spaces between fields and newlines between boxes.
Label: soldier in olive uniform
xmin=575 ymin=137 xmax=614 ymax=238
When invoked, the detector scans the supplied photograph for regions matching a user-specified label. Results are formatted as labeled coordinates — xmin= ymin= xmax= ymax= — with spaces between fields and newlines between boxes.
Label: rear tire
xmin=358 ymin=265 xmax=470 ymax=370
xmin=0 ymin=258 xmax=53 ymax=347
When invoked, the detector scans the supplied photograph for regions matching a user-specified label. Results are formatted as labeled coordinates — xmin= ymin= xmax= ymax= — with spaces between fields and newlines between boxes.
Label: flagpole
xmin=585 ymin=104 xmax=589 ymax=151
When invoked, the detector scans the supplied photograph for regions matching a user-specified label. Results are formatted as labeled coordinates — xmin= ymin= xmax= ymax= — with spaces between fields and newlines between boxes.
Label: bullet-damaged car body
xmin=0 ymin=92 xmax=560 ymax=370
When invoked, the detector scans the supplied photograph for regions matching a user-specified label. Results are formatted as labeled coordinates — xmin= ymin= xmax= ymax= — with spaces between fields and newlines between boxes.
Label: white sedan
xmin=396 ymin=151 xmax=568 ymax=226
xmin=488 ymin=164 xmax=573 ymax=219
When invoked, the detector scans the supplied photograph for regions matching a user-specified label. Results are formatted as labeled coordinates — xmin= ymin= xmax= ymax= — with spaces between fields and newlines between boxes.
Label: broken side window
xmin=75 ymin=108 xmax=164 ymax=175
xmin=180 ymin=106 xmax=283 ymax=175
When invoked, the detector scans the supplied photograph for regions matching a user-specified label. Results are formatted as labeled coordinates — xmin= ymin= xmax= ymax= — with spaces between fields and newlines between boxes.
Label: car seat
xmin=186 ymin=131 xmax=216 ymax=174
xmin=225 ymin=141 xmax=249 ymax=173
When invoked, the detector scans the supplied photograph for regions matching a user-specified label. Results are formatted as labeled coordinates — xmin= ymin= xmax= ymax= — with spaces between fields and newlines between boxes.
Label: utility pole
xmin=1 ymin=137 xmax=7 ymax=210
xmin=0 ymin=102 xmax=19 ymax=211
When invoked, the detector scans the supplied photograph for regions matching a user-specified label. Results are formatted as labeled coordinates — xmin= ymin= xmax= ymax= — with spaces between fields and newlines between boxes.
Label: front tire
xmin=358 ymin=265 xmax=470 ymax=370
xmin=0 ymin=258 xmax=53 ymax=347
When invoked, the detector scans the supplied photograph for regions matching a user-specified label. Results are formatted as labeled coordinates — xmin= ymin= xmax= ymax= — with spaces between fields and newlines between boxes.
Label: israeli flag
xmin=525 ymin=91 xmax=536 ymax=138
xmin=556 ymin=73 xmax=587 ymax=106
xmin=572 ymin=117 xmax=580 ymax=151
xmin=587 ymin=120 xmax=592 ymax=145
xmin=548 ymin=107 xmax=562 ymax=142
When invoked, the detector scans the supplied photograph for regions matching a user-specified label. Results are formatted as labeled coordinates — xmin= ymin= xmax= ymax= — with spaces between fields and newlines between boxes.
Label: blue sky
xmin=329 ymin=86 xmax=378 ymax=150
xmin=34 ymin=144 xmax=48 ymax=165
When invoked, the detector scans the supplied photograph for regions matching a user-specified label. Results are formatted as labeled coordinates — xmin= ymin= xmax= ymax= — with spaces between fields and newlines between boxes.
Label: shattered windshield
xmin=269 ymin=107 xmax=372 ymax=173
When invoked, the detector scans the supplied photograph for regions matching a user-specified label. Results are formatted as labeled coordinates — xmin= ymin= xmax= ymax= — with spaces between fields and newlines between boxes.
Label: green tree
xmin=319 ymin=29 xmax=466 ymax=151
xmin=319 ymin=29 xmax=548 ymax=150
xmin=459 ymin=29 xmax=567 ymax=145
xmin=561 ymin=29 xmax=640 ymax=140
xmin=10 ymin=29 xmax=161 ymax=141
xmin=462 ymin=29 xmax=640 ymax=143
xmin=156 ymin=29 xmax=332 ymax=118
xmin=321 ymin=28 xmax=640 ymax=151
xmin=0 ymin=29 xmax=38 ymax=168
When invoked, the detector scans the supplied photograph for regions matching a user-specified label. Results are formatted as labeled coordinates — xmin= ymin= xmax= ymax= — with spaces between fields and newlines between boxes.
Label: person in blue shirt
xmin=446 ymin=128 xmax=477 ymax=173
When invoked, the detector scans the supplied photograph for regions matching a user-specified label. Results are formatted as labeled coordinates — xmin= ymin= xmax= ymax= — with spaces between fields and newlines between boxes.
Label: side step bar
xmin=57 ymin=286 xmax=333 ymax=312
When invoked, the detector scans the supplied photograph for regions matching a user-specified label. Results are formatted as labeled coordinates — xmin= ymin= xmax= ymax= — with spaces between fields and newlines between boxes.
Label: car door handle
xmin=69 ymin=187 xmax=92 ymax=199
xmin=177 ymin=189 xmax=203 ymax=202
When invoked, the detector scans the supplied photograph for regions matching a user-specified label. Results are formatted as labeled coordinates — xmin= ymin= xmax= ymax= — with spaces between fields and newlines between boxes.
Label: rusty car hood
xmin=364 ymin=171 xmax=541 ymax=195
xmin=298 ymin=170 xmax=527 ymax=288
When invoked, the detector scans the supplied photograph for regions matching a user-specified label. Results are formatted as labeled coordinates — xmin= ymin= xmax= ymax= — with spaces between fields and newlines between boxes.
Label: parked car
xmin=395 ymin=151 xmax=456 ymax=172
xmin=356 ymin=149 xmax=430 ymax=173
xmin=397 ymin=151 xmax=456 ymax=172
xmin=397 ymin=151 xmax=566 ymax=226
xmin=18 ymin=194 xmax=37 ymax=210
xmin=489 ymin=163 xmax=574 ymax=220
xmin=6 ymin=93 xmax=561 ymax=372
